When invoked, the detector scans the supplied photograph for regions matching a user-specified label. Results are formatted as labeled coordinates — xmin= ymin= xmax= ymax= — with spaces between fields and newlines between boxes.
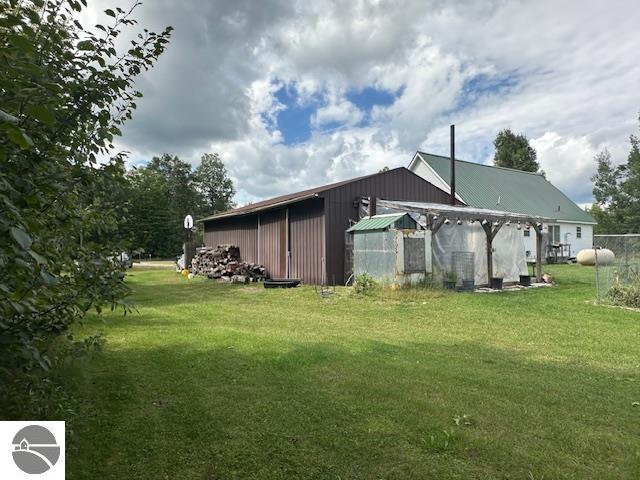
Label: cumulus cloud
xmin=532 ymin=132 xmax=600 ymax=204
xmin=311 ymin=95 xmax=364 ymax=129
xmin=85 ymin=0 xmax=640 ymax=205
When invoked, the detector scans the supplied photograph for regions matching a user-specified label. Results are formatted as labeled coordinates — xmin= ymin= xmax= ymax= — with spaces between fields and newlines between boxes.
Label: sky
xmin=81 ymin=0 xmax=640 ymax=207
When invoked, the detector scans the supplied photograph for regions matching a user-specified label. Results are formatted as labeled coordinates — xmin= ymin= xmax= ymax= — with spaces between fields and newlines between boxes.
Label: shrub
xmin=444 ymin=271 xmax=458 ymax=283
xmin=0 ymin=0 xmax=171 ymax=419
xmin=353 ymin=273 xmax=380 ymax=296
xmin=607 ymin=282 xmax=640 ymax=308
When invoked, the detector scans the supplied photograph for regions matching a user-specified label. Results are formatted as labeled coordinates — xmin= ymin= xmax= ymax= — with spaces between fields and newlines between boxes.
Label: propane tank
xmin=576 ymin=248 xmax=615 ymax=266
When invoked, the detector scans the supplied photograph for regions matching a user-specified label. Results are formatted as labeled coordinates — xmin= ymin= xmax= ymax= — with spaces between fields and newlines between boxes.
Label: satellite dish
xmin=184 ymin=215 xmax=194 ymax=229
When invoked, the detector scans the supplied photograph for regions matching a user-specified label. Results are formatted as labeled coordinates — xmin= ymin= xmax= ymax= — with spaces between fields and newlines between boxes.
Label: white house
xmin=408 ymin=152 xmax=596 ymax=260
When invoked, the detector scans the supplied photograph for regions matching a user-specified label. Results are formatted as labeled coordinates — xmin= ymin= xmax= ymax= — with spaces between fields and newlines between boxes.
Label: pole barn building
xmin=199 ymin=167 xmax=454 ymax=285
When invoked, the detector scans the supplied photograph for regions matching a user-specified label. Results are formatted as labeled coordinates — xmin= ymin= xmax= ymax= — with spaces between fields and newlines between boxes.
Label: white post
xmin=594 ymin=247 xmax=600 ymax=303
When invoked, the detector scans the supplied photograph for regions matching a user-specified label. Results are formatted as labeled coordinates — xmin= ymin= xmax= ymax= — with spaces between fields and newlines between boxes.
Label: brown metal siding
xmin=323 ymin=168 xmax=454 ymax=284
xmin=289 ymin=198 xmax=325 ymax=284
xmin=202 ymin=168 xmax=452 ymax=285
xmin=203 ymin=215 xmax=258 ymax=262
xmin=258 ymin=209 xmax=286 ymax=278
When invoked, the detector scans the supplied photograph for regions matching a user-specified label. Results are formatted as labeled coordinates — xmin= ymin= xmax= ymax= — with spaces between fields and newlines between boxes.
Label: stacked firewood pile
xmin=190 ymin=245 xmax=267 ymax=283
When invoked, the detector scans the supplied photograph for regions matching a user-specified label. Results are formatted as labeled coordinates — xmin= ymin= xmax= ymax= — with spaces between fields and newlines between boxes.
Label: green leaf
xmin=77 ymin=40 xmax=95 ymax=51
xmin=10 ymin=227 xmax=32 ymax=250
xmin=25 ymin=9 xmax=41 ymax=25
xmin=25 ymin=194 xmax=40 ymax=207
xmin=40 ymin=270 xmax=58 ymax=285
xmin=6 ymin=127 xmax=33 ymax=149
xmin=14 ymin=258 xmax=30 ymax=268
xmin=28 ymin=250 xmax=47 ymax=265
xmin=9 ymin=33 xmax=33 ymax=53
xmin=105 ymin=9 xmax=116 ymax=17
xmin=26 ymin=105 xmax=56 ymax=125
xmin=0 ymin=109 xmax=19 ymax=124
xmin=37 ymin=354 xmax=51 ymax=371
xmin=10 ymin=301 xmax=25 ymax=314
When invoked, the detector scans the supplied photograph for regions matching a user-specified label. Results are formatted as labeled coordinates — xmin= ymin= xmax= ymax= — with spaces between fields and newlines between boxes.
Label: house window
xmin=576 ymin=226 xmax=582 ymax=238
xmin=523 ymin=229 xmax=530 ymax=237
xmin=548 ymin=225 xmax=560 ymax=243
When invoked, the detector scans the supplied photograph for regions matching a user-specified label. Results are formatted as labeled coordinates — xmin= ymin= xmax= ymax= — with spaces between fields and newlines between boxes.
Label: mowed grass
xmin=63 ymin=265 xmax=640 ymax=479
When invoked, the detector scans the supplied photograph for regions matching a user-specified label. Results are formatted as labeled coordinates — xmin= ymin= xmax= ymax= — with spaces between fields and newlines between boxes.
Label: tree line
xmin=122 ymin=152 xmax=234 ymax=259
xmin=493 ymin=125 xmax=640 ymax=234
xmin=589 ymin=118 xmax=640 ymax=234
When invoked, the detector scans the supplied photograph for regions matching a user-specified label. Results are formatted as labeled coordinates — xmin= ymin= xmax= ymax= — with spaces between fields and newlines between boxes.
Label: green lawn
xmin=63 ymin=265 xmax=640 ymax=479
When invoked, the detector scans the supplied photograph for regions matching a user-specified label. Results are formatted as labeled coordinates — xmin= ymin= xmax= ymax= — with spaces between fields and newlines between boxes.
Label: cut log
xmin=190 ymin=244 xmax=266 ymax=282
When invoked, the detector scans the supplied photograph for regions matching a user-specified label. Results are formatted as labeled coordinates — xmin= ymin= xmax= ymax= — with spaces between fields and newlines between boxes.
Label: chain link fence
xmin=593 ymin=234 xmax=640 ymax=304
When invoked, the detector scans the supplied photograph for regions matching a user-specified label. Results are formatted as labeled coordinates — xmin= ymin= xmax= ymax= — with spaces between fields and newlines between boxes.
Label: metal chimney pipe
xmin=450 ymin=124 xmax=456 ymax=205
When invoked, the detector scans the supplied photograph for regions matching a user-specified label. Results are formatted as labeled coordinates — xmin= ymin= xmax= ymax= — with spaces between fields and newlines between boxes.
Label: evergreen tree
xmin=590 ymin=118 xmax=640 ymax=233
xmin=147 ymin=154 xmax=199 ymax=218
xmin=493 ymin=129 xmax=540 ymax=172
xmin=122 ymin=153 xmax=235 ymax=257
xmin=587 ymin=203 xmax=618 ymax=235
xmin=194 ymin=153 xmax=235 ymax=216
xmin=618 ymin=131 xmax=640 ymax=230
xmin=592 ymin=149 xmax=618 ymax=205
xmin=125 ymin=168 xmax=178 ymax=257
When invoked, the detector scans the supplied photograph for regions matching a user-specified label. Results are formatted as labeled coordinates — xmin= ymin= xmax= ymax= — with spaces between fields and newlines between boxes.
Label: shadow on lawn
xmin=65 ymin=337 xmax=639 ymax=480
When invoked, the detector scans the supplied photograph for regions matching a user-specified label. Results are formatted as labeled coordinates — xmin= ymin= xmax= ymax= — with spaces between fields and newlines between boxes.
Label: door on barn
xmin=258 ymin=209 xmax=286 ymax=279
xmin=289 ymin=199 xmax=325 ymax=284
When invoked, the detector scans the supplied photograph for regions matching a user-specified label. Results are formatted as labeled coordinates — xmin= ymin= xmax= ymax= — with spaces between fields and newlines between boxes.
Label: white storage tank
xmin=576 ymin=248 xmax=615 ymax=266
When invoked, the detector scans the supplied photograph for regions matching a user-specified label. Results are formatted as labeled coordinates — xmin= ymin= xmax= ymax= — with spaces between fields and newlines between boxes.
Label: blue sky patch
xmin=457 ymin=72 xmax=519 ymax=110
xmin=267 ymin=83 xmax=404 ymax=144
xmin=268 ymin=83 xmax=316 ymax=145
xmin=346 ymin=86 xmax=399 ymax=113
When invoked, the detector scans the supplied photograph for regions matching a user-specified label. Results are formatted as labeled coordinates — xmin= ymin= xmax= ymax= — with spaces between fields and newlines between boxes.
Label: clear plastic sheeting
xmin=432 ymin=223 xmax=528 ymax=285
xmin=353 ymin=229 xmax=432 ymax=286
xmin=353 ymin=231 xmax=396 ymax=283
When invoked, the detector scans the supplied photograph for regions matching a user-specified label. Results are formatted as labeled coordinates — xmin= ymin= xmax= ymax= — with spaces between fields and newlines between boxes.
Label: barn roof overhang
xmin=197 ymin=166 xmax=450 ymax=224
xmin=198 ymin=193 xmax=319 ymax=223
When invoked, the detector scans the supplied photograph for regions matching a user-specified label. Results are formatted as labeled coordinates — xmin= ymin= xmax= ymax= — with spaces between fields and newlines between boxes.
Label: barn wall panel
xmin=258 ymin=209 xmax=286 ymax=279
xmin=203 ymin=215 xmax=257 ymax=262
xmin=324 ymin=168 xmax=454 ymax=284
xmin=203 ymin=168 xmax=452 ymax=285
xmin=289 ymin=198 xmax=325 ymax=284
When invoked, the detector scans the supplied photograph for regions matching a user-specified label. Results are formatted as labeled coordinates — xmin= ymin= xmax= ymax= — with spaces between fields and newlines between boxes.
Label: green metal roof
xmin=347 ymin=213 xmax=416 ymax=232
xmin=417 ymin=152 xmax=596 ymax=223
